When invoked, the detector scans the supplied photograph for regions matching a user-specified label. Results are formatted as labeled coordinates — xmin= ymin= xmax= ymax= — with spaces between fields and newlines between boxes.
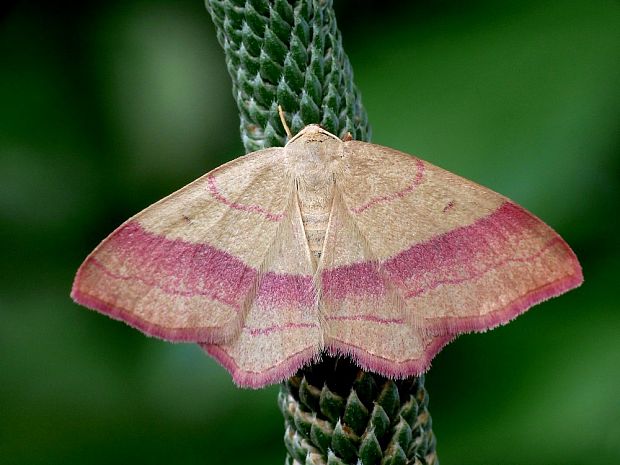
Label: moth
xmin=72 ymin=124 xmax=582 ymax=388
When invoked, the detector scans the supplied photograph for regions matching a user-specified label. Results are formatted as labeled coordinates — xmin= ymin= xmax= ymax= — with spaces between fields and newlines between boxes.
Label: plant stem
xmin=205 ymin=0 xmax=369 ymax=152
xmin=204 ymin=1 xmax=438 ymax=463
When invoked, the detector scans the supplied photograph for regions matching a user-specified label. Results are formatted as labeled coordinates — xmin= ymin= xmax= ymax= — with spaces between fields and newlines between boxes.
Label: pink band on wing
xmin=207 ymin=174 xmax=284 ymax=221
xmin=403 ymin=237 xmax=564 ymax=299
xmin=257 ymin=272 xmax=315 ymax=308
xmin=96 ymin=222 xmax=319 ymax=309
xmin=107 ymin=221 xmax=256 ymax=308
xmin=322 ymin=262 xmax=385 ymax=299
xmin=386 ymin=202 xmax=552 ymax=285
xmin=323 ymin=202 xmax=580 ymax=301
xmin=351 ymin=158 xmax=425 ymax=214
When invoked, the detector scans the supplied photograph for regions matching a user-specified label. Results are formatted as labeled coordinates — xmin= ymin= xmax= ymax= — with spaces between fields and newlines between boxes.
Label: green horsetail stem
xmin=205 ymin=0 xmax=370 ymax=152
xmin=280 ymin=357 xmax=438 ymax=465
xmin=204 ymin=1 xmax=438 ymax=463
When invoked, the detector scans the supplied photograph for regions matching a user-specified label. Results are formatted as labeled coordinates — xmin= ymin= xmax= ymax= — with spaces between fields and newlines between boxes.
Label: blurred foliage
xmin=0 ymin=1 xmax=618 ymax=464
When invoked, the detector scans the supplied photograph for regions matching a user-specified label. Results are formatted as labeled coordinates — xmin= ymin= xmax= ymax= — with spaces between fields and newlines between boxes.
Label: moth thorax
xmin=297 ymin=176 xmax=334 ymax=269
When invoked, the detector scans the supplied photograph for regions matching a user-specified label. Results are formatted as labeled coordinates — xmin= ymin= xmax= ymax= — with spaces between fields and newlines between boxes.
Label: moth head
xmin=285 ymin=124 xmax=344 ymax=167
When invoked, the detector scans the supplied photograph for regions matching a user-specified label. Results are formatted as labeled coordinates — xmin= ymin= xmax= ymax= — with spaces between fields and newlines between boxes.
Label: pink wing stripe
xmin=384 ymin=201 xmax=578 ymax=287
xmin=256 ymin=273 xmax=315 ymax=308
xmin=403 ymin=236 xmax=564 ymax=299
xmin=206 ymin=174 xmax=284 ymax=221
xmin=84 ymin=222 xmax=314 ymax=308
xmin=323 ymin=202 xmax=581 ymax=300
xmin=351 ymin=158 xmax=425 ymax=214
xmin=322 ymin=262 xmax=385 ymax=299
xmin=102 ymin=221 xmax=256 ymax=309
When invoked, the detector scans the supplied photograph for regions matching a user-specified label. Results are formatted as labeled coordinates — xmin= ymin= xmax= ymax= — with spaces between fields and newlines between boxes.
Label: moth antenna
xmin=278 ymin=105 xmax=293 ymax=140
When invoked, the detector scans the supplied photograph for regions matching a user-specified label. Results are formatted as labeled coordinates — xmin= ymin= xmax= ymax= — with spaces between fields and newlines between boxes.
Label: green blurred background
xmin=1 ymin=0 xmax=619 ymax=464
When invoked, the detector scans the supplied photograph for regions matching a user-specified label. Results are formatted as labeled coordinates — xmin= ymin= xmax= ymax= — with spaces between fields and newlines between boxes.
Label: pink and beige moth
xmin=72 ymin=125 xmax=582 ymax=388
